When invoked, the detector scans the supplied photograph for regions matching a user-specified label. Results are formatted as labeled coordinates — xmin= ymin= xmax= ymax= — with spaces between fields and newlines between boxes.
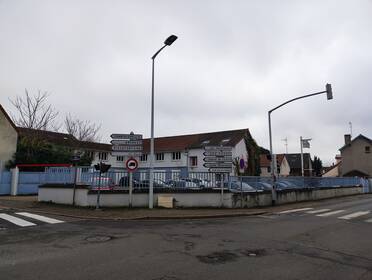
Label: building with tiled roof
xmin=260 ymin=154 xmax=290 ymax=177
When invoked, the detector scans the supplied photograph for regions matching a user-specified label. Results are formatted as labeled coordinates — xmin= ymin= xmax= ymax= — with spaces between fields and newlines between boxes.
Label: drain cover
xmin=85 ymin=235 xmax=112 ymax=242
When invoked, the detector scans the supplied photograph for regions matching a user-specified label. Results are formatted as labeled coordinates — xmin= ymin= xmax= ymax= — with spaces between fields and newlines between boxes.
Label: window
xmin=365 ymin=146 xmax=371 ymax=153
xmin=202 ymin=140 xmax=210 ymax=145
xmin=172 ymin=152 xmax=181 ymax=160
xmin=116 ymin=156 xmax=124 ymax=162
xmin=221 ymin=138 xmax=230 ymax=145
xmin=267 ymin=166 xmax=271 ymax=173
xmin=156 ymin=153 xmax=164 ymax=161
xmin=190 ymin=156 xmax=197 ymax=167
xmin=140 ymin=154 xmax=148 ymax=161
xmin=98 ymin=152 xmax=108 ymax=161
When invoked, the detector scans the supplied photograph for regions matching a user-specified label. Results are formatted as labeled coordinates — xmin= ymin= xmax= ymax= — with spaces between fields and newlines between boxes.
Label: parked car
xmin=136 ymin=179 xmax=170 ymax=188
xmin=119 ymin=176 xmax=140 ymax=187
xmin=168 ymin=178 xmax=200 ymax=189
xmin=189 ymin=178 xmax=213 ymax=188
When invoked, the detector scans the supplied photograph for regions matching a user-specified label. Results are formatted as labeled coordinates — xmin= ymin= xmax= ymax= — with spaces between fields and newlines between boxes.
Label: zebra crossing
xmin=0 ymin=211 xmax=64 ymax=228
xmin=276 ymin=207 xmax=372 ymax=223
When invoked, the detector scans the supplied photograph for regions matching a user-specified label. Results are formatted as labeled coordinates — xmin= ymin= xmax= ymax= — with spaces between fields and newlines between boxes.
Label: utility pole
xmin=282 ymin=137 xmax=288 ymax=154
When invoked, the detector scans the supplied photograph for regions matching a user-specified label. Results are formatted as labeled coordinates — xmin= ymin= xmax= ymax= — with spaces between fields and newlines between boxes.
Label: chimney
xmin=344 ymin=134 xmax=351 ymax=145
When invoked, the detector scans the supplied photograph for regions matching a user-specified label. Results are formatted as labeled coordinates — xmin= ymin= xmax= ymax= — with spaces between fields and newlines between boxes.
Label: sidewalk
xmin=1 ymin=194 xmax=369 ymax=221
xmin=0 ymin=196 xmax=268 ymax=220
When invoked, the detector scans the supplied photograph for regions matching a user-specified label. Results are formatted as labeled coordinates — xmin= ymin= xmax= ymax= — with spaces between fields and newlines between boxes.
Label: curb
xmin=2 ymin=206 xmax=268 ymax=221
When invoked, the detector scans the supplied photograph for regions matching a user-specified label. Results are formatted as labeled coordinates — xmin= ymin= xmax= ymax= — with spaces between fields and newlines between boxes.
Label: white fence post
xmin=10 ymin=166 xmax=19 ymax=196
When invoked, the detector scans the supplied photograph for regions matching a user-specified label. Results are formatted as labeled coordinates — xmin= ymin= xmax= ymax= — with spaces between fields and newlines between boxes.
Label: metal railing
xmin=42 ymin=167 xmax=370 ymax=192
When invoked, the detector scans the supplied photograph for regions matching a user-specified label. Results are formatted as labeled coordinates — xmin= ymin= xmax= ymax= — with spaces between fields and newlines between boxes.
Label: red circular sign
xmin=125 ymin=157 xmax=138 ymax=172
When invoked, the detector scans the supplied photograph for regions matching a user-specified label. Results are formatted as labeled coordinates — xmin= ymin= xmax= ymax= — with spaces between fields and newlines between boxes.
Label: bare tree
xmin=64 ymin=114 xmax=101 ymax=142
xmin=9 ymin=89 xmax=59 ymax=130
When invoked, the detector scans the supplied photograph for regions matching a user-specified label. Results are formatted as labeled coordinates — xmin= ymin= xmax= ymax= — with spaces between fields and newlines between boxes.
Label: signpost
xmin=125 ymin=158 xmax=138 ymax=208
xmin=203 ymin=146 xmax=233 ymax=207
xmin=110 ymin=132 xmax=143 ymax=157
xmin=111 ymin=132 xmax=143 ymax=208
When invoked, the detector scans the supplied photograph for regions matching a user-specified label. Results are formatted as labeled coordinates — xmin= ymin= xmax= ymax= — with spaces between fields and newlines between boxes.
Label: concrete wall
xmin=0 ymin=108 xmax=18 ymax=168
xmin=38 ymin=186 xmax=363 ymax=208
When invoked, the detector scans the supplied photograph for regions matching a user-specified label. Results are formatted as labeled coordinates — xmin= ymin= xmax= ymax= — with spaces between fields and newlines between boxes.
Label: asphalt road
xmin=1 ymin=195 xmax=372 ymax=280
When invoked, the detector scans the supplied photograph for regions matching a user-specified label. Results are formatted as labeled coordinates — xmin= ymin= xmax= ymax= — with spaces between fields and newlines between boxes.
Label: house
xmin=135 ymin=128 xmax=257 ymax=179
xmin=339 ymin=134 xmax=372 ymax=177
xmin=322 ymin=155 xmax=342 ymax=177
xmin=0 ymin=105 xmax=18 ymax=170
xmin=281 ymin=153 xmax=312 ymax=176
xmin=260 ymin=154 xmax=290 ymax=177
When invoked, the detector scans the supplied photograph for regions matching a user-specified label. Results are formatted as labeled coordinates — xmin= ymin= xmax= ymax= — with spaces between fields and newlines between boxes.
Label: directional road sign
xmin=203 ymin=162 xmax=232 ymax=168
xmin=110 ymin=133 xmax=143 ymax=140
xmin=203 ymin=156 xmax=232 ymax=162
xmin=208 ymin=168 xmax=231 ymax=173
xmin=203 ymin=146 xmax=233 ymax=173
xmin=203 ymin=151 xmax=232 ymax=157
xmin=111 ymin=132 xmax=143 ymax=156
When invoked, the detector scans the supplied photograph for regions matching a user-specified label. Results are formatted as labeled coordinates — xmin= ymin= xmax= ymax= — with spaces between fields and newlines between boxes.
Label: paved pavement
xmin=1 ymin=194 xmax=372 ymax=280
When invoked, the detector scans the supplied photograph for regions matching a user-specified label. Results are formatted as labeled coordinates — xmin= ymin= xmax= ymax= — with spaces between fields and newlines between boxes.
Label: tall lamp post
xmin=149 ymin=35 xmax=178 ymax=209
xmin=268 ymin=83 xmax=333 ymax=205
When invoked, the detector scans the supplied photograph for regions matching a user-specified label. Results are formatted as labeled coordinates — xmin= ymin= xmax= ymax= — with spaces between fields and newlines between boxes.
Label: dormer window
xmin=221 ymin=138 xmax=230 ymax=145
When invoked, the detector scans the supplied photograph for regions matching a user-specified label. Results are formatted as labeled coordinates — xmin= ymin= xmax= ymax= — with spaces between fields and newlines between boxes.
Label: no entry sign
xmin=126 ymin=158 xmax=138 ymax=172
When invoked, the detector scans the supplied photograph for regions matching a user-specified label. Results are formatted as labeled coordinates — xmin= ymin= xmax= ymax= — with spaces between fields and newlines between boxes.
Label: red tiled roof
xmin=17 ymin=127 xmax=111 ymax=151
xmin=260 ymin=154 xmax=286 ymax=167
xmin=142 ymin=129 xmax=250 ymax=153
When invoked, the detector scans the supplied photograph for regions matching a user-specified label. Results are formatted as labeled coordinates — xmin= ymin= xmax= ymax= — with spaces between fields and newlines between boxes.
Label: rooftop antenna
xmin=282 ymin=137 xmax=288 ymax=154
xmin=349 ymin=121 xmax=353 ymax=138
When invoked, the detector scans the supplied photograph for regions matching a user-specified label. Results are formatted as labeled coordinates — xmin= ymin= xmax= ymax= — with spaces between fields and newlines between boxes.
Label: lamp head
xmin=164 ymin=35 xmax=178 ymax=46
xmin=326 ymin=83 xmax=333 ymax=100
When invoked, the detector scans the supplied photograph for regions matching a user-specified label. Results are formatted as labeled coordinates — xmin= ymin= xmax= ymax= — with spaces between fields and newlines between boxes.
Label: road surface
xmin=1 ymin=195 xmax=372 ymax=280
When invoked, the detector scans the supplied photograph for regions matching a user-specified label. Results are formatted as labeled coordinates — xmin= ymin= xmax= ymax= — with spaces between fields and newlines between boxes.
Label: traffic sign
xmin=110 ymin=133 xmax=143 ymax=140
xmin=111 ymin=132 xmax=143 ymax=156
xmin=203 ymin=151 xmax=232 ymax=157
xmin=203 ymin=162 xmax=232 ymax=168
xmin=203 ymin=156 xmax=232 ymax=162
xmin=112 ymin=145 xmax=143 ymax=152
xmin=126 ymin=158 xmax=138 ymax=172
xmin=208 ymin=168 xmax=231 ymax=173
xmin=110 ymin=139 xmax=143 ymax=145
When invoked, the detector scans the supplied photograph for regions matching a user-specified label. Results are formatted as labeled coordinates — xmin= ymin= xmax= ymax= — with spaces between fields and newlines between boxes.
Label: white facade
xmin=89 ymin=138 xmax=249 ymax=176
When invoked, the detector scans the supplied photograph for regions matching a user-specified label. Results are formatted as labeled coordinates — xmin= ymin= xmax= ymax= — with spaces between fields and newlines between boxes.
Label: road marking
xmin=365 ymin=218 xmax=372 ymax=223
xmin=306 ymin=209 xmax=331 ymax=214
xmin=0 ymin=213 xmax=36 ymax=227
xmin=278 ymin=208 xmax=313 ymax=214
xmin=338 ymin=211 xmax=370 ymax=220
xmin=16 ymin=212 xmax=64 ymax=224
xmin=316 ymin=210 xmax=345 ymax=217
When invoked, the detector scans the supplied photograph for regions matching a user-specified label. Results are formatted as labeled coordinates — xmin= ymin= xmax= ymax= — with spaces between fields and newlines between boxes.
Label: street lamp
xmin=149 ymin=35 xmax=178 ymax=209
xmin=268 ymin=83 xmax=333 ymax=205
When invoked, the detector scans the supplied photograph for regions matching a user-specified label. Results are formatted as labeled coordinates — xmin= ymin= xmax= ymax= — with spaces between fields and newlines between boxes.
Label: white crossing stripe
xmin=316 ymin=210 xmax=345 ymax=217
xmin=278 ymin=208 xmax=313 ymax=214
xmin=16 ymin=212 xmax=64 ymax=224
xmin=0 ymin=213 xmax=36 ymax=227
xmin=306 ymin=209 xmax=331 ymax=214
xmin=338 ymin=211 xmax=370 ymax=220
xmin=365 ymin=218 xmax=372 ymax=223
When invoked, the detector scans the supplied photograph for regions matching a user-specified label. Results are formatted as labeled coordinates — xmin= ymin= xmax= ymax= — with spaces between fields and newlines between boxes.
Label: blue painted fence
xmin=0 ymin=171 xmax=11 ymax=195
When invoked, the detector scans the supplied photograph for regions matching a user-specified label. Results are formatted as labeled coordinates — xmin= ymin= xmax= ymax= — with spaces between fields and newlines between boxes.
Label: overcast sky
xmin=1 ymin=0 xmax=371 ymax=165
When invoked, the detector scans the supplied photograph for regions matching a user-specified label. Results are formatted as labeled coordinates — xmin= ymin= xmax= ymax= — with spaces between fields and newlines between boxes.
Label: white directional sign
xmin=110 ymin=133 xmax=142 ymax=140
xmin=111 ymin=132 xmax=143 ymax=157
xmin=208 ymin=167 xmax=232 ymax=173
xmin=203 ymin=162 xmax=232 ymax=168
xmin=203 ymin=151 xmax=232 ymax=157
xmin=203 ymin=146 xmax=233 ymax=173
xmin=203 ymin=156 xmax=232 ymax=162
